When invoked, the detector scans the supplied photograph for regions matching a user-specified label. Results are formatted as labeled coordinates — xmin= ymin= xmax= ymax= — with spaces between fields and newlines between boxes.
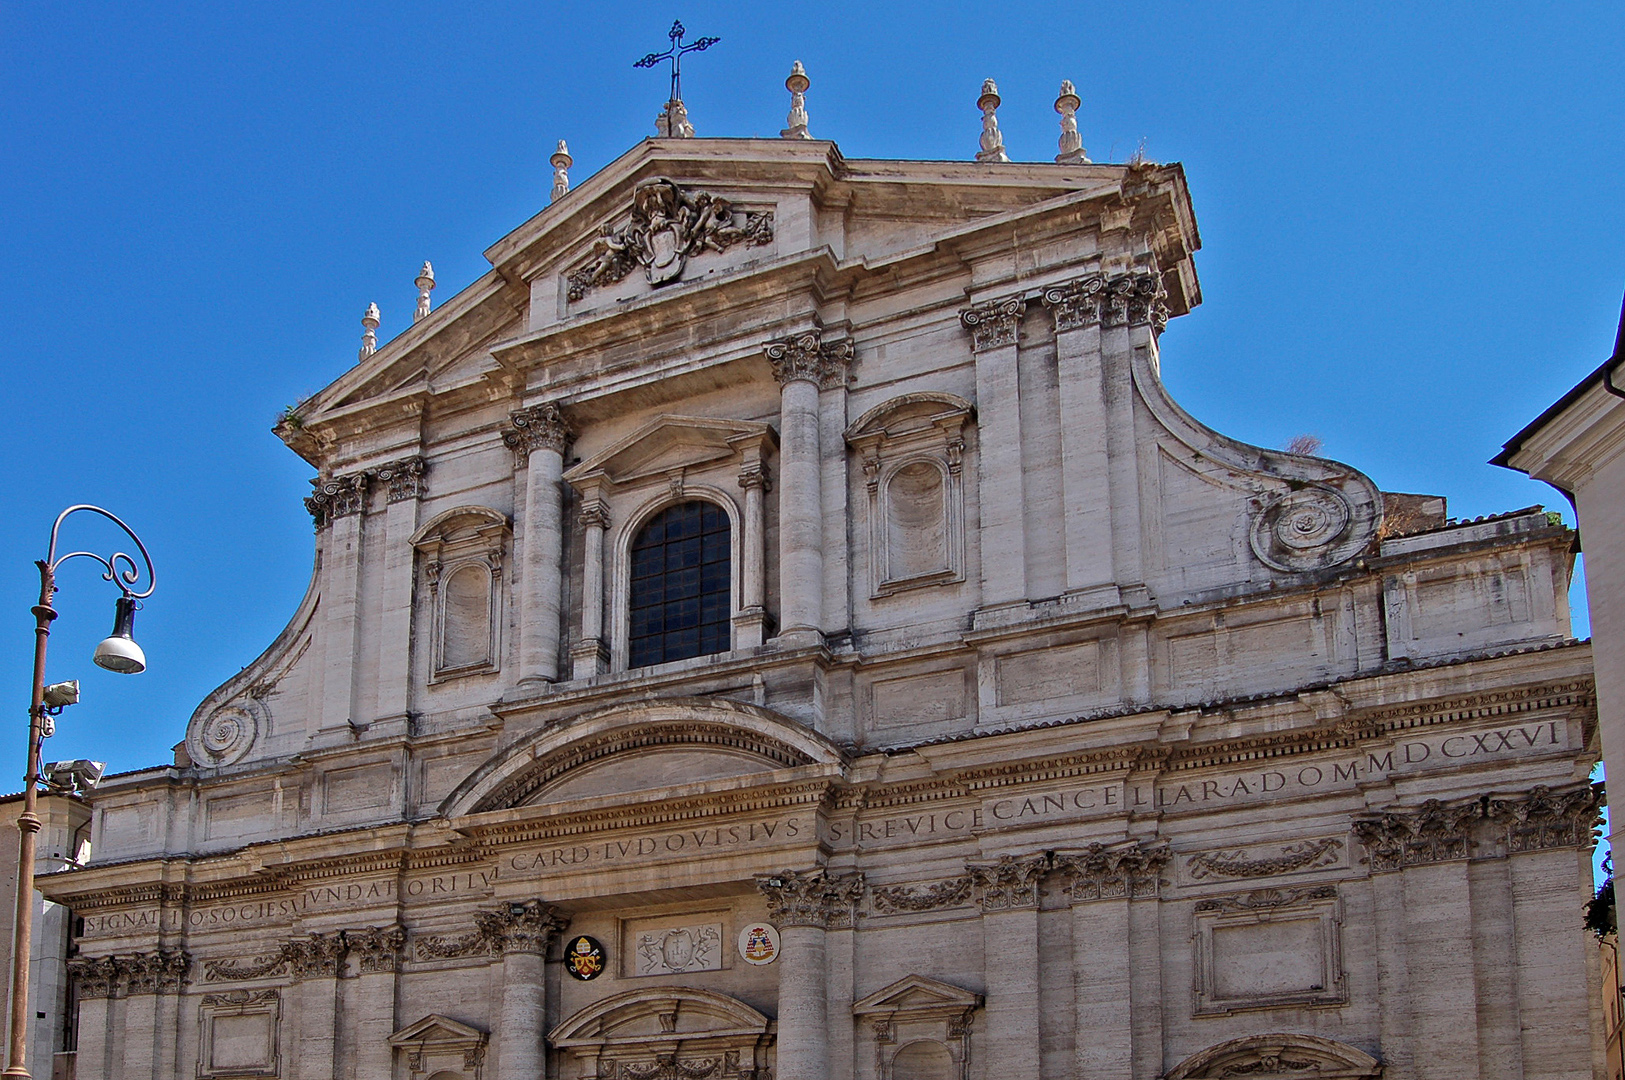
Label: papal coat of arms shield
xmin=564 ymin=935 xmax=605 ymax=980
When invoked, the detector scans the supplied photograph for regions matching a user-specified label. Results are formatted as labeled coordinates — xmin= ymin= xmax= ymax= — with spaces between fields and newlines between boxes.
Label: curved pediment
xmin=1163 ymin=1033 xmax=1381 ymax=1079
xmin=440 ymin=697 xmax=843 ymax=817
xmin=550 ymin=986 xmax=770 ymax=1047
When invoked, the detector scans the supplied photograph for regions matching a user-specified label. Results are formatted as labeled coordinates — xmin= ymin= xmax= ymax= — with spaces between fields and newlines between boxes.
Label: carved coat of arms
xmin=567 ymin=178 xmax=773 ymax=301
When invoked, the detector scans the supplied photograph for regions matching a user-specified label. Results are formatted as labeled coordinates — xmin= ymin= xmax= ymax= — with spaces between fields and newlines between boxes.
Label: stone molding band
xmin=68 ymin=950 xmax=191 ymax=999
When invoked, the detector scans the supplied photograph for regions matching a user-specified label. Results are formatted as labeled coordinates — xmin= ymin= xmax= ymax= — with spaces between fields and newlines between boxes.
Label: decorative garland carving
xmin=869 ymin=876 xmax=973 ymax=914
xmin=69 ymin=950 xmax=190 ymax=998
xmin=1186 ymin=838 xmax=1344 ymax=881
xmin=965 ymin=853 xmax=1051 ymax=911
xmin=763 ymin=329 xmax=855 ymax=389
xmin=203 ymin=948 xmax=291 ymax=983
xmin=504 ymin=404 xmax=573 ymax=466
xmin=959 ymin=297 xmax=1026 ymax=351
xmin=1052 ymin=841 xmax=1171 ymax=902
xmin=756 ymin=868 xmax=865 ymax=928
xmin=203 ymin=926 xmax=405 ymax=982
xmin=565 ymin=177 xmax=774 ymax=302
xmin=1353 ymin=782 xmax=1602 ymax=871
xmin=1193 ymin=884 xmax=1339 ymax=914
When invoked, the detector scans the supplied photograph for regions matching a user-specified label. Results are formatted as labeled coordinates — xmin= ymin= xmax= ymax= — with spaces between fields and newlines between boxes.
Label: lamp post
xmin=5 ymin=506 xmax=153 ymax=1080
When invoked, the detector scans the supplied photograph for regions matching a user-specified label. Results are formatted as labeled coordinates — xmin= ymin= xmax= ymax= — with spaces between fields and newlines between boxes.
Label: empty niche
xmin=1192 ymin=886 xmax=1346 ymax=1015
xmin=411 ymin=507 xmax=511 ymax=681
xmin=846 ymin=393 xmax=972 ymax=598
xmin=198 ymin=990 xmax=280 ymax=1079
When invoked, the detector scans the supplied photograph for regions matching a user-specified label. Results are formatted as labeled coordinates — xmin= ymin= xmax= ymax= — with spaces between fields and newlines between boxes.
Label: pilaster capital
xmin=376 ymin=456 xmax=427 ymax=503
xmin=578 ymin=499 xmax=611 ymax=531
xmin=1052 ymin=840 xmax=1171 ymax=902
xmin=756 ymin=868 xmax=866 ymax=928
xmin=71 ymin=950 xmax=191 ymax=998
xmin=764 ymin=330 xmax=854 ymax=389
xmin=1101 ymin=270 xmax=1169 ymax=331
xmin=1040 ymin=274 xmax=1107 ymax=332
xmin=959 ymin=296 xmax=1026 ymax=352
xmin=504 ymin=403 xmax=573 ymax=465
xmin=347 ymin=924 xmax=408 ymax=974
xmin=965 ymin=853 xmax=1051 ymax=912
xmin=476 ymin=899 xmax=570 ymax=955
xmin=305 ymin=469 xmax=372 ymax=529
xmin=738 ymin=459 xmax=771 ymax=492
xmin=286 ymin=930 xmax=347 ymax=980
xmin=1492 ymin=782 xmax=1605 ymax=853
xmin=1354 ymin=781 xmax=1604 ymax=872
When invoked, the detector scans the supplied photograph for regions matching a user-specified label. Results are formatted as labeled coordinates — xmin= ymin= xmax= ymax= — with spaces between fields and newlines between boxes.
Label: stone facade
xmin=40 ymin=132 xmax=1601 ymax=1080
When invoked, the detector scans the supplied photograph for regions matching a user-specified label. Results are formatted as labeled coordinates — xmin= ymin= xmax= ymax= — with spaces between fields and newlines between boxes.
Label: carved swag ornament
xmin=202 ymin=926 xmax=405 ymax=982
xmin=567 ymin=178 xmax=774 ymax=301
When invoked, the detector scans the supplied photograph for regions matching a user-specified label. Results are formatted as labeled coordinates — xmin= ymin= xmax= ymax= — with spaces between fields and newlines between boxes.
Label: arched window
xmin=628 ymin=501 xmax=731 ymax=668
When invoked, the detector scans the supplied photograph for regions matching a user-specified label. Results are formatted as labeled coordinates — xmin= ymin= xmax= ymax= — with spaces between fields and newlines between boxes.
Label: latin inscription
xmin=77 ymin=719 xmax=1562 ymax=934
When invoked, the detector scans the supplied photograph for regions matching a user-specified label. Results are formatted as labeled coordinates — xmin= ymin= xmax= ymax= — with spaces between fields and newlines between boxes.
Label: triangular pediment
xmin=852 ymin=974 xmax=981 ymax=1016
xmin=564 ymin=414 xmax=775 ymax=489
xmin=388 ymin=1014 xmax=486 ymax=1049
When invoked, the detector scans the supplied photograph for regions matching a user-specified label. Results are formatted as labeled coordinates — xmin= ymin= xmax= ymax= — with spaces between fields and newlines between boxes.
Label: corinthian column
xmin=756 ymin=869 xmax=864 ymax=1080
xmin=506 ymin=405 xmax=572 ymax=687
xmin=483 ymin=900 xmax=569 ymax=1080
xmin=765 ymin=331 xmax=852 ymax=646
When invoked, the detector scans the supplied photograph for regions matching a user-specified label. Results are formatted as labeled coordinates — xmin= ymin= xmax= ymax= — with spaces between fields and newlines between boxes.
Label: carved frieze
xmin=756 ymin=868 xmax=865 ymax=928
xmin=1193 ymin=885 xmax=1339 ymax=914
xmin=870 ymin=877 xmax=973 ymax=915
xmin=69 ymin=950 xmax=190 ymax=998
xmin=959 ymin=296 xmax=1025 ymax=351
xmin=203 ymin=947 xmax=291 ymax=983
xmin=305 ymin=470 xmax=371 ymax=529
xmin=376 ymin=456 xmax=426 ymax=503
xmin=635 ymin=923 xmax=722 ymax=976
xmin=205 ymin=926 xmax=404 ymax=982
xmin=966 ymin=853 xmax=1051 ymax=911
xmin=565 ymin=177 xmax=774 ymax=301
xmin=763 ymin=329 xmax=855 ymax=389
xmin=1053 ymin=841 xmax=1171 ymax=902
xmin=1186 ymin=838 xmax=1344 ymax=881
xmin=505 ymin=403 xmax=573 ymax=466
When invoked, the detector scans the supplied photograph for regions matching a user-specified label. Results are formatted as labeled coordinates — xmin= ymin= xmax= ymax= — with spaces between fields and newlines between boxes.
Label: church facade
xmin=43 ymin=90 xmax=1603 ymax=1080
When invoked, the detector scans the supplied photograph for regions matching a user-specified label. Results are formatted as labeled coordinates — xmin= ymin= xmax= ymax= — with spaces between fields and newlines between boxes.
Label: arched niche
xmin=844 ymin=393 xmax=972 ymax=598
xmin=438 ymin=697 xmax=844 ymax=817
xmin=1163 ymin=1033 xmax=1381 ymax=1079
xmin=410 ymin=506 xmax=511 ymax=681
xmin=548 ymin=986 xmax=773 ymax=1080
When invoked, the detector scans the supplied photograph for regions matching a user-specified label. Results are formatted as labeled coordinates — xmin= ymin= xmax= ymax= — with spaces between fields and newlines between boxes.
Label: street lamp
xmin=5 ymin=506 xmax=153 ymax=1080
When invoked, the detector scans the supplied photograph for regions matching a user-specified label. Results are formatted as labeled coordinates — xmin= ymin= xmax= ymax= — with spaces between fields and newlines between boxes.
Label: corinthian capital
xmin=756 ymin=868 xmax=866 ymax=928
xmin=965 ymin=852 xmax=1051 ymax=911
xmin=475 ymin=899 xmax=570 ymax=955
xmin=376 ymin=456 xmax=426 ymax=503
xmin=959 ymin=296 xmax=1026 ymax=351
xmin=71 ymin=950 xmax=192 ymax=998
xmin=348 ymin=925 xmax=408 ymax=973
xmin=286 ymin=931 xmax=347 ymax=980
xmin=1052 ymin=840 xmax=1171 ymax=902
xmin=764 ymin=330 xmax=855 ymax=389
xmin=304 ymin=469 xmax=372 ymax=529
xmin=504 ymin=403 xmax=573 ymax=466
xmin=1101 ymin=271 xmax=1168 ymax=331
xmin=1041 ymin=274 xmax=1106 ymax=332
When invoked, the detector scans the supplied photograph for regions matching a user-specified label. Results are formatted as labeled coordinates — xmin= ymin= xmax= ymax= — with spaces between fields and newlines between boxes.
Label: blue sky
xmin=1 ymin=1 xmax=1622 ymax=784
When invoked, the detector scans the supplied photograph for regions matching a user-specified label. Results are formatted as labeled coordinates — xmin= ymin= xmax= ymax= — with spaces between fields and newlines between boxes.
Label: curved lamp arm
xmin=42 ymin=504 xmax=155 ymax=600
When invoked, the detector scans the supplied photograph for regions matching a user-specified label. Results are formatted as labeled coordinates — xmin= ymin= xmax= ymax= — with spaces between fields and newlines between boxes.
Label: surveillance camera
xmin=42 ymin=681 xmax=79 ymax=709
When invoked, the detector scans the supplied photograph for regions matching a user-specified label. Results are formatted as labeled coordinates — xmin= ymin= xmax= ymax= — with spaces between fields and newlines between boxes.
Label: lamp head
xmin=92 ymin=595 xmax=146 ymax=674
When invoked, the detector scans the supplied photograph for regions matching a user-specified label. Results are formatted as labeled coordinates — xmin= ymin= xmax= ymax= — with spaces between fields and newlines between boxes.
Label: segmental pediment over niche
xmin=439 ymin=697 xmax=844 ymax=817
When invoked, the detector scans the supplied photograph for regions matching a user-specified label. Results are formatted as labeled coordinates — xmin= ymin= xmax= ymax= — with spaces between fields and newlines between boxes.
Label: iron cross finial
xmin=633 ymin=18 xmax=720 ymax=103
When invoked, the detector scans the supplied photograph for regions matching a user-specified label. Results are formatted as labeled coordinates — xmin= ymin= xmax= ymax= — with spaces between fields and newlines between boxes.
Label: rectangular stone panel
xmin=203 ymin=792 xmax=273 ymax=841
xmin=321 ymin=762 xmax=393 ymax=814
xmin=870 ymin=670 xmax=967 ymax=733
xmin=622 ymin=912 xmax=728 ymax=977
xmin=995 ymin=641 xmax=1100 ymax=706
